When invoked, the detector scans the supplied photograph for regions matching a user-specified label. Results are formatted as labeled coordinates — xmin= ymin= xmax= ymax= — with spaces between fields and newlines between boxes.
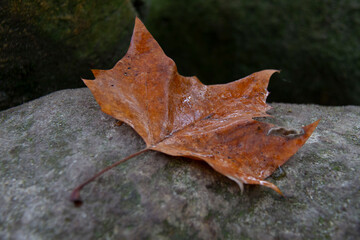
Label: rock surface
xmin=0 ymin=88 xmax=359 ymax=239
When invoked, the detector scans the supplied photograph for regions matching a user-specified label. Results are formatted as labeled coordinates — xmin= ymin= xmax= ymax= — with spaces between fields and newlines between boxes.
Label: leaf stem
xmin=70 ymin=148 xmax=150 ymax=207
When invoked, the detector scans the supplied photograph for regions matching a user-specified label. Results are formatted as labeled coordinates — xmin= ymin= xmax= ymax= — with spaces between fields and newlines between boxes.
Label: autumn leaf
xmin=71 ymin=17 xmax=319 ymax=205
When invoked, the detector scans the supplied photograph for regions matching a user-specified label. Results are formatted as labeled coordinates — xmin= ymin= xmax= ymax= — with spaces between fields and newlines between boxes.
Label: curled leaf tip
xmin=227 ymin=175 xmax=244 ymax=193
xmin=261 ymin=180 xmax=285 ymax=197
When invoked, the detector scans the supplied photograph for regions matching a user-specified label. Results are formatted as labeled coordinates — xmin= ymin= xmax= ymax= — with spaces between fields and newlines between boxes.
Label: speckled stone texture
xmin=0 ymin=88 xmax=359 ymax=239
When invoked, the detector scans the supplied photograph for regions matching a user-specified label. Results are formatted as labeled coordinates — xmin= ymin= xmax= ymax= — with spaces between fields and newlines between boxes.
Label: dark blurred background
xmin=1 ymin=0 xmax=359 ymax=111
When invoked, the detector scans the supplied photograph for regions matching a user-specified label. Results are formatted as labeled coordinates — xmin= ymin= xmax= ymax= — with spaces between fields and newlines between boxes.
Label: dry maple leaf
xmin=70 ymin=17 xmax=319 ymax=206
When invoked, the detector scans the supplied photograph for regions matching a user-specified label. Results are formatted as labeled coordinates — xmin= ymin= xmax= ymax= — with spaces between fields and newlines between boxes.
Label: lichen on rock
xmin=0 ymin=89 xmax=359 ymax=239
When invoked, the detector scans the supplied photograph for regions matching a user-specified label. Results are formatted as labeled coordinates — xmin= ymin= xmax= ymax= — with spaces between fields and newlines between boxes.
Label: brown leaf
xmin=82 ymin=17 xmax=319 ymax=196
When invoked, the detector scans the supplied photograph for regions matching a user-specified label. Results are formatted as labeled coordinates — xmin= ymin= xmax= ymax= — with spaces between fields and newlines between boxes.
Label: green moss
xmin=1 ymin=0 xmax=136 ymax=110
xmin=93 ymin=219 xmax=116 ymax=239
xmin=42 ymin=149 xmax=71 ymax=169
xmin=329 ymin=161 xmax=347 ymax=172
xmin=112 ymin=180 xmax=142 ymax=208
xmin=162 ymin=158 xmax=189 ymax=182
xmin=11 ymin=117 xmax=35 ymax=134
xmin=271 ymin=166 xmax=287 ymax=180
xmin=313 ymin=216 xmax=332 ymax=239
xmin=344 ymin=132 xmax=360 ymax=146
xmin=159 ymin=220 xmax=198 ymax=240
xmin=8 ymin=145 xmax=23 ymax=158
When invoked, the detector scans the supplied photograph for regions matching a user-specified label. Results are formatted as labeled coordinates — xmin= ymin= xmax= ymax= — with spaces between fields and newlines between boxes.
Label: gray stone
xmin=0 ymin=88 xmax=359 ymax=239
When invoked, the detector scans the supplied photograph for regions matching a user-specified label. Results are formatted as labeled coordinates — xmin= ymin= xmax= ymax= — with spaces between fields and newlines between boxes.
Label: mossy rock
xmin=0 ymin=0 xmax=136 ymax=110
xmin=0 ymin=88 xmax=359 ymax=239
xmin=2 ymin=1 xmax=359 ymax=109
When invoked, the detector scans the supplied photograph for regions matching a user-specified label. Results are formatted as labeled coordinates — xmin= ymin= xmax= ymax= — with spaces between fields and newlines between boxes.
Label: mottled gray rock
xmin=0 ymin=88 xmax=359 ymax=240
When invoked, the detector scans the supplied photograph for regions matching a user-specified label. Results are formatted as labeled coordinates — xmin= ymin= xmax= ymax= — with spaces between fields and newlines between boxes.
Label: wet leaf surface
xmin=82 ymin=17 xmax=319 ymax=195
